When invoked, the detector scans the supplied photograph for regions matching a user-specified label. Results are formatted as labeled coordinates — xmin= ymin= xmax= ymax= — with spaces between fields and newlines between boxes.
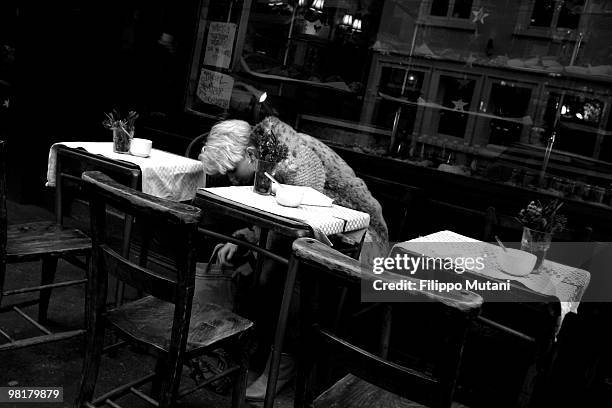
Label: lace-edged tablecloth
xmin=392 ymin=231 xmax=591 ymax=321
xmin=47 ymin=142 xmax=205 ymax=202
xmin=201 ymin=186 xmax=370 ymax=237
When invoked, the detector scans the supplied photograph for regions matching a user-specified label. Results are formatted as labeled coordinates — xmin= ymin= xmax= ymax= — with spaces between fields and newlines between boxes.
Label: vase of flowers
xmin=517 ymin=199 xmax=566 ymax=271
xmin=103 ymin=110 xmax=139 ymax=154
xmin=250 ymin=123 xmax=288 ymax=195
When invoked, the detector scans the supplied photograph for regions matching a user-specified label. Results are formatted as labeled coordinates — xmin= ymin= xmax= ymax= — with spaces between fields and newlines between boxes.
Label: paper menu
xmin=203 ymin=22 xmax=236 ymax=69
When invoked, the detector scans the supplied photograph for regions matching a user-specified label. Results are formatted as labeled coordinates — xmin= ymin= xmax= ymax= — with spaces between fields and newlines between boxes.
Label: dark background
xmin=0 ymin=1 xmax=211 ymax=204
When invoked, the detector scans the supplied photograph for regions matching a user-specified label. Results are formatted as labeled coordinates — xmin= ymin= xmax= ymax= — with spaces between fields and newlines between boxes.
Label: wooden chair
xmin=426 ymin=199 xmax=498 ymax=242
xmin=388 ymin=242 xmax=562 ymax=407
xmin=76 ymin=171 xmax=253 ymax=408
xmin=0 ymin=140 xmax=91 ymax=351
xmin=357 ymin=173 xmax=425 ymax=242
xmin=55 ymin=145 xmax=142 ymax=307
xmin=184 ymin=132 xmax=209 ymax=160
xmin=290 ymin=238 xmax=483 ymax=408
xmin=185 ymin=131 xmax=231 ymax=189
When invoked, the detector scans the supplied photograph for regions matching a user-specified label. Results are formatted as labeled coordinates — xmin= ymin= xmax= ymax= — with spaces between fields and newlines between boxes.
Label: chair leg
xmin=38 ymin=256 xmax=58 ymax=323
xmin=0 ymin=262 xmax=6 ymax=307
xmin=379 ymin=305 xmax=393 ymax=359
xmin=295 ymin=276 xmax=317 ymax=408
xmin=157 ymin=354 xmax=184 ymax=408
xmin=76 ymin=320 xmax=105 ymax=407
xmin=232 ymin=336 xmax=251 ymax=408
xmin=151 ymin=357 xmax=167 ymax=400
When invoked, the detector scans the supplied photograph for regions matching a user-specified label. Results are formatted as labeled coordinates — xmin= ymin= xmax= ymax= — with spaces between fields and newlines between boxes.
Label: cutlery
xmin=495 ymin=235 xmax=508 ymax=252
xmin=264 ymin=172 xmax=282 ymax=189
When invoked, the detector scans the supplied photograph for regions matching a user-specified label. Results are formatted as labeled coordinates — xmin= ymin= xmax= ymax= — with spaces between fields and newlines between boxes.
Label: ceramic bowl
xmin=130 ymin=138 xmax=152 ymax=157
xmin=499 ymin=248 xmax=537 ymax=276
xmin=275 ymin=187 xmax=304 ymax=207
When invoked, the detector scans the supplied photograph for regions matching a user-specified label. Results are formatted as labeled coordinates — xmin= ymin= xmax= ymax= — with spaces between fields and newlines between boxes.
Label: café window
xmin=430 ymin=0 xmax=474 ymax=18
xmin=184 ymin=0 xmax=612 ymax=205
xmin=530 ymin=0 xmax=584 ymax=30
xmin=515 ymin=0 xmax=587 ymax=39
xmin=541 ymin=89 xmax=609 ymax=158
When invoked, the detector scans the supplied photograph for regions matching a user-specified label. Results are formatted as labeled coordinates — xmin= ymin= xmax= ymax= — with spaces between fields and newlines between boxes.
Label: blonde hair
xmin=199 ymin=119 xmax=251 ymax=175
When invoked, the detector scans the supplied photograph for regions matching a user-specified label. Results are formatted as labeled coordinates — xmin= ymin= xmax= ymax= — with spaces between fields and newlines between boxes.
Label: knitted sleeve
xmin=274 ymin=144 xmax=326 ymax=192
xmin=264 ymin=117 xmax=326 ymax=191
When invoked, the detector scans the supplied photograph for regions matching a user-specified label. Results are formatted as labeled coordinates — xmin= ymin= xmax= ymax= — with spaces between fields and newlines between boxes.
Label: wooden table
xmin=389 ymin=230 xmax=591 ymax=407
xmin=48 ymin=144 xmax=204 ymax=305
xmin=47 ymin=142 xmax=205 ymax=202
xmin=390 ymin=231 xmax=591 ymax=322
xmin=192 ymin=187 xmax=369 ymax=408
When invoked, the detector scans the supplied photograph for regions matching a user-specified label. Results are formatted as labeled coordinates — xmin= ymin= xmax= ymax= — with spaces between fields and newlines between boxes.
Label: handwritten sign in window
xmin=196 ymin=68 xmax=234 ymax=109
xmin=203 ymin=22 xmax=237 ymax=69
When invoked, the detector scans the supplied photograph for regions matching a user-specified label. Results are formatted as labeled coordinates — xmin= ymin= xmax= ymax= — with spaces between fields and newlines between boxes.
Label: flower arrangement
xmin=102 ymin=109 xmax=139 ymax=134
xmin=517 ymin=199 xmax=566 ymax=234
xmin=250 ymin=122 xmax=289 ymax=163
xmin=102 ymin=109 xmax=139 ymax=153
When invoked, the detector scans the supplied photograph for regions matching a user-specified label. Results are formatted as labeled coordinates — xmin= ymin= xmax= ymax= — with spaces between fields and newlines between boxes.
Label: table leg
xmin=254 ymin=228 xmax=269 ymax=286
xmin=263 ymin=256 xmax=298 ymax=408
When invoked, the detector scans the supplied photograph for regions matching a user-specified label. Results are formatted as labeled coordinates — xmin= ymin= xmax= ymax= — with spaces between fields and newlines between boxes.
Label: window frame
xmin=417 ymin=0 xmax=480 ymax=31
xmin=537 ymin=84 xmax=612 ymax=160
xmin=422 ymin=68 xmax=484 ymax=143
xmin=184 ymin=0 xmax=252 ymax=120
xmin=514 ymin=0 xmax=588 ymax=41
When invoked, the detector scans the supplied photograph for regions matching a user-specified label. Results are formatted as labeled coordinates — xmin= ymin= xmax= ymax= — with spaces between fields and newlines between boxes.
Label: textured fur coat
xmin=259 ymin=117 xmax=390 ymax=261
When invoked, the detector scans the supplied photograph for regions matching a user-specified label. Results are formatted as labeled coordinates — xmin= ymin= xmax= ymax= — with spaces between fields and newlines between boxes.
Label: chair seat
xmin=6 ymin=221 xmax=91 ymax=262
xmin=106 ymin=296 xmax=253 ymax=356
xmin=314 ymin=374 xmax=469 ymax=408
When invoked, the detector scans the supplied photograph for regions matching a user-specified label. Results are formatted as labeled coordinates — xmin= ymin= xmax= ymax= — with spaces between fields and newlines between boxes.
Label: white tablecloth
xmin=47 ymin=142 xmax=205 ymax=202
xmin=202 ymin=186 xmax=370 ymax=236
xmin=391 ymin=231 xmax=591 ymax=321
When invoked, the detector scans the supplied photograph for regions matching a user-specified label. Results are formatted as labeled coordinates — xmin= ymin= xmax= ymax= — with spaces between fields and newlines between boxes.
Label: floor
xmin=3 ymin=200 xmax=611 ymax=408
xmin=0 ymin=200 xmax=294 ymax=408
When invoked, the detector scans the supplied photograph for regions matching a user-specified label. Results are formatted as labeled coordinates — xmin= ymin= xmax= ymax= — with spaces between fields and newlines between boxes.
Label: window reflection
xmin=436 ymin=75 xmax=475 ymax=139
xmin=185 ymin=0 xmax=612 ymax=202
xmin=530 ymin=0 xmax=555 ymax=27
xmin=431 ymin=0 xmax=450 ymax=16
xmin=487 ymin=83 xmax=532 ymax=146
xmin=557 ymin=0 xmax=584 ymax=29
xmin=452 ymin=0 xmax=473 ymax=18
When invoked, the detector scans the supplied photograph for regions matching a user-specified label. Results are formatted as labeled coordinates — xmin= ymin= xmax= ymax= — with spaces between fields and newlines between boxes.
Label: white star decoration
xmin=452 ymin=100 xmax=468 ymax=111
xmin=471 ymin=7 xmax=489 ymax=24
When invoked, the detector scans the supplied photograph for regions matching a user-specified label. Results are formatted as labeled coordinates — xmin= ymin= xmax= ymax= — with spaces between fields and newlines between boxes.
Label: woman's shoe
xmin=245 ymin=353 xmax=295 ymax=401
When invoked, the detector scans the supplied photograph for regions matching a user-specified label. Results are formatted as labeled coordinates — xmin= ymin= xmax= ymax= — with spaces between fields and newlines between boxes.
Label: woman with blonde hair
xmin=199 ymin=116 xmax=389 ymax=260
xmin=198 ymin=116 xmax=389 ymax=400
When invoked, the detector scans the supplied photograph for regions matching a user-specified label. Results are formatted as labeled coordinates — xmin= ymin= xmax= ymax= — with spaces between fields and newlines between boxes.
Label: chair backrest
xmin=389 ymin=243 xmax=561 ymax=353
xmin=82 ymin=171 xmax=202 ymax=306
xmin=427 ymin=199 xmax=498 ymax=241
xmin=291 ymin=238 xmax=483 ymax=408
xmin=184 ymin=132 xmax=208 ymax=160
xmin=357 ymin=173 xmax=425 ymax=242
xmin=55 ymin=146 xmax=142 ymax=227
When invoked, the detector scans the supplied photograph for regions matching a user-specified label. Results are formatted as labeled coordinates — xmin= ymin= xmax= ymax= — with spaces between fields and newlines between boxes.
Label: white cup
xmin=275 ymin=186 xmax=304 ymax=207
xmin=130 ymin=138 xmax=152 ymax=157
xmin=499 ymin=248 xmax=537 ymax=276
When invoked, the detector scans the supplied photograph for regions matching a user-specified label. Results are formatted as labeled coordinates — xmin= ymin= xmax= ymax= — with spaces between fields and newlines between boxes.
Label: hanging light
xmin=352 ymin=17 xmax=362 ymax=32
xmin=341 ymin=14 xmax=353 ymax=27
xmin=310 ymin=0 xmax=324 ymax=12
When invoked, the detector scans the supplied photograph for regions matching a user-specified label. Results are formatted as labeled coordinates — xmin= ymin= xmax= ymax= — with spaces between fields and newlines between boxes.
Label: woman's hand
xmin=217 ymin=243 xmax=239 ymax=266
